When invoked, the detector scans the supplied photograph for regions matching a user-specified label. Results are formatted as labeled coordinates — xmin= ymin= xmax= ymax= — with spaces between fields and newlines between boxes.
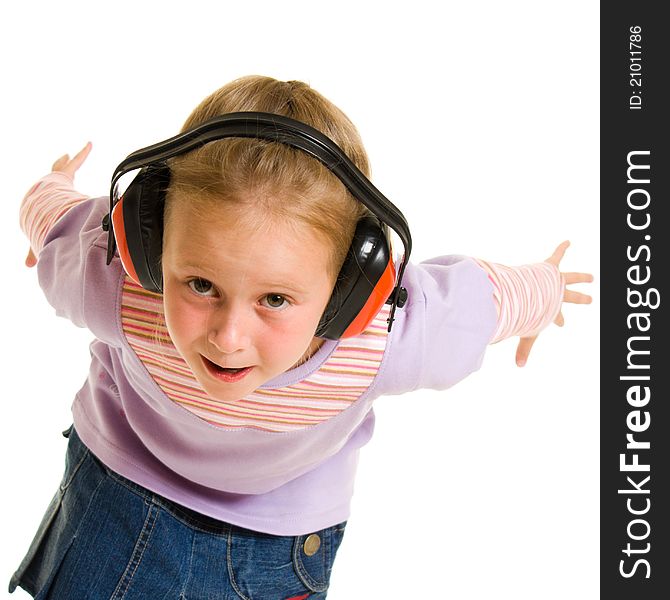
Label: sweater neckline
xmin=259 ymin=338 xmax=339 ymax=389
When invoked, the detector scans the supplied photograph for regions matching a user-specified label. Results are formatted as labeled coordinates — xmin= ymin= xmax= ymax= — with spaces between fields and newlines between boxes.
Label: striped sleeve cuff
xmin=19 ymin=172 xmax=91 ymax=256
xmin=474 ymin=258 xmax=565 ymax=343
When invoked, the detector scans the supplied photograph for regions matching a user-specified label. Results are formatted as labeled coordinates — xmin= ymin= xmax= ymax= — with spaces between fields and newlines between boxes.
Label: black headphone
xmin=103 ymin=112 xmax=411 ymax=340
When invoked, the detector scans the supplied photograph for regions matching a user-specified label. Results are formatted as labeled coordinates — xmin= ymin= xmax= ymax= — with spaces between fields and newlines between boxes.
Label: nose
xmin=207 ymin=303 xmax=251 ymax=355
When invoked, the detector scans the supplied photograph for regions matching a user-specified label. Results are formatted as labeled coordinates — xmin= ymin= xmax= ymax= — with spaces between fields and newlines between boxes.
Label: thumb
xmin=52 ymin=154 xmax=70 ymax=172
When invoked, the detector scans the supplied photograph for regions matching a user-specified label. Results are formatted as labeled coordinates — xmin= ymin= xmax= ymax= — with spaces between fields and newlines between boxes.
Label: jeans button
xmin=303 ymin=534 xmax=321 ymax=556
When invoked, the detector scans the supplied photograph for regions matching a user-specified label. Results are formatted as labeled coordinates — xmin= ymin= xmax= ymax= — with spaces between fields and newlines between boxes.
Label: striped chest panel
xmin=120 ymin=277 xmax=390 ymax=432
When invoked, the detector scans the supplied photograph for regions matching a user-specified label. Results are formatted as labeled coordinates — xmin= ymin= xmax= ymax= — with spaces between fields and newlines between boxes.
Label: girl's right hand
xmin=25 ymin=142 xmax=92 ymax=268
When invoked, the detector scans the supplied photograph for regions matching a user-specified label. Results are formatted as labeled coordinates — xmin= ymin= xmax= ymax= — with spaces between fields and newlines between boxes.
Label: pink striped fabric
xmin=20 ymin=173 xmax=566 ymax=430
xmin=474 ymin=258 xmax=565 ymax=343
xmin=121 ymin=277 xmax=390 ymax=432
xmin=19 ymin=173 xmax=90 ymax=255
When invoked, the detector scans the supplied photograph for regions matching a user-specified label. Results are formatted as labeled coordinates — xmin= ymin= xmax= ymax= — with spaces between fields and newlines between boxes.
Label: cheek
xmin=163 ymin=290 xmax=200 ymax=348
xmin=259 ymin=310 xmax=322 ymax=356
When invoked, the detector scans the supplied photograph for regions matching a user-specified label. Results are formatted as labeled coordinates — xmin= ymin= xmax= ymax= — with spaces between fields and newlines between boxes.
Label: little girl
xmin=10 ymin=75 xmax=592 ymax=599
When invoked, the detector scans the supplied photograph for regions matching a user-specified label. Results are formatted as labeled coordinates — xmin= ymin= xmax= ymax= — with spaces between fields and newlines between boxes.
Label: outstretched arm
xmin=476 ymin=241 xmax=593 ymax=367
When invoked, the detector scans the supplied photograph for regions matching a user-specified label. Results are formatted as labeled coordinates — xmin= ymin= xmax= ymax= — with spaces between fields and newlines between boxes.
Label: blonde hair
xmin=164 ymin=75 xmax=371 ymax=276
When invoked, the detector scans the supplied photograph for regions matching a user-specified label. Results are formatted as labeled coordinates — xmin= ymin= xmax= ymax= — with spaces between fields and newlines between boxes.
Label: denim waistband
xmin=68 ymin=424 xmax=342 ymax=538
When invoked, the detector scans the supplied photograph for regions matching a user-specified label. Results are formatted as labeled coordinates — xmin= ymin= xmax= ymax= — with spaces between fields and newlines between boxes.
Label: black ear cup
xmin=116 ymin=165 xmax=171 ymax=292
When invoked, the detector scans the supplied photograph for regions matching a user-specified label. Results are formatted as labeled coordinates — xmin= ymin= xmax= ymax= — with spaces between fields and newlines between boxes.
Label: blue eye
xmin=188 ymin=278 xmax=215 ymax=296
xmin=263 ymin=294 xmax=288 ymax=310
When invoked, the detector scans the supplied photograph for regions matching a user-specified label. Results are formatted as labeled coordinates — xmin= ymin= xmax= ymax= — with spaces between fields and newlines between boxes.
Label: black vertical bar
xmin=601 ymin=2 xmax=669 ymax=596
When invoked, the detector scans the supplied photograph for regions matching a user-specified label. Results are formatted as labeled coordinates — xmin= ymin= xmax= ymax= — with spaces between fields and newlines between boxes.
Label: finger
xmin=52 ymin=154 xmax=70 ymax=171
xmin=68 ymin=142 xmax=92 ymax=172
xmin=546 ymin=240 xmax=570 ymax=266
xmin=564 ymin=290 xmax=592 ymax=304
xmin=562 ymin=272 xmax=594 ymax=285
xmin=516 ymin=335 xmax=538 ymax=367
xmin=25 ymin=249 xmax=37 ymax=268
xmin=554 ymin=310 xmax=565 ymax=327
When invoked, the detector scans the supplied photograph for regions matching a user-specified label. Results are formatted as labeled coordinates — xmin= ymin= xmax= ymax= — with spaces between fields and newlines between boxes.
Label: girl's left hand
xmin=515 ymin=241 xmax=593 ymax=367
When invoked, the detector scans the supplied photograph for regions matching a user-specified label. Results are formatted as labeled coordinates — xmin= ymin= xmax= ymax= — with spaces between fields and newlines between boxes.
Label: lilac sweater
xmin=25 ymin=173 xmax=561 ymax=535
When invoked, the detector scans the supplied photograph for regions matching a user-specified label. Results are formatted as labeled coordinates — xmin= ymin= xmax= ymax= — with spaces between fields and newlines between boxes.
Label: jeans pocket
xmin=227 ymin=523 xmax=346 ymax=600
xmin=227 ymin=529 xmax=296 ymax=600
xmin=292 ymin=525 xmax=342 ymax=594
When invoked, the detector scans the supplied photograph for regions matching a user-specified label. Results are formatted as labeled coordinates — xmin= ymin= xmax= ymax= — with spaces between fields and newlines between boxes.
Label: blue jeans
xmin=9 ymin=425 xmax=346 ymax=599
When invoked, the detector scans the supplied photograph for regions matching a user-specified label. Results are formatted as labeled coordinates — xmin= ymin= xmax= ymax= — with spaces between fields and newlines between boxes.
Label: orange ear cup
xmin=340 ymin=259 xmax=396 ymax=338
xmin=111 ymin=198 xmax=142 ymax=286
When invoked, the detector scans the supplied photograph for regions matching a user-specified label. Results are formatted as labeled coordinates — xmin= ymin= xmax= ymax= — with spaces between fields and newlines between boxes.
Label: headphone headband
xmin=106 ymin=112 xmax=411 ymax=330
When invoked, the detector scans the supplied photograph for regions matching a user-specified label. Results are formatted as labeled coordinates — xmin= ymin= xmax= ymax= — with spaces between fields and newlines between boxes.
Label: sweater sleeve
xmin=473 ymin=259 xmax=565 ymax=343
xmin=20 ymin=172 xmax=91 ymax=254
xmin=373 ymin=254 xmax=565 ymax=397
xmin=374 ymin=255 xmax=498 ymax=395
xmin=20 ymin=173 xmax=125 ymax=344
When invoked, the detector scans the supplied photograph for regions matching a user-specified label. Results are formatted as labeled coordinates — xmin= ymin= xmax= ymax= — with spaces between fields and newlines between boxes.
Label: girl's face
xmin=161 ymin=198 xmax=335 ymax=402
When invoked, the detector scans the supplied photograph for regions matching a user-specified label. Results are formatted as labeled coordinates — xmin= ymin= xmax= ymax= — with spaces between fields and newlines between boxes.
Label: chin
xmin=200 ymin=381 xmax=254 ymax=403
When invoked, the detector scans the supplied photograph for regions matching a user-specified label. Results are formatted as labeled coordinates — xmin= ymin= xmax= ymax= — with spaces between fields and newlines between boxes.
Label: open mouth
xmin=201 ymin=356 xmax=253 ymax=383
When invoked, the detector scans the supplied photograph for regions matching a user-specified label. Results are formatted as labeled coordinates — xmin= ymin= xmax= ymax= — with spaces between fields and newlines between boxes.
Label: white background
xmin=1 ymin=1 xmax=599 ymax=598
